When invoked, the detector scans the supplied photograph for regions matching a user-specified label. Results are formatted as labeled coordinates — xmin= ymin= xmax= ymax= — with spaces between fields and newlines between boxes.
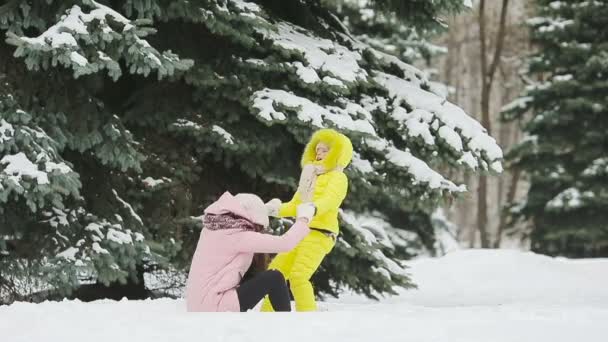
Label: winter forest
xmin=0 ymin=0 xmax=607 ymax=341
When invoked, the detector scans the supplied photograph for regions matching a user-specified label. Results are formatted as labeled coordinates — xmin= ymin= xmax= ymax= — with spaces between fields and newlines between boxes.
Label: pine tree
xmin=0 ymin=0 xmax=192 ymax=302
xmin=503 ymin=0 xmax=608 ymax=257
xmin=1 ymin=0 xmax=501 ymax=302
xmin=331 ymin=0 xmax=467 ymax=63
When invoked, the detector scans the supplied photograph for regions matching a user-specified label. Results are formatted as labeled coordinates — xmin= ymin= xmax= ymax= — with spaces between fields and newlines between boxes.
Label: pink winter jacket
xmin=185 ymin=192 xmax=310 ymax=312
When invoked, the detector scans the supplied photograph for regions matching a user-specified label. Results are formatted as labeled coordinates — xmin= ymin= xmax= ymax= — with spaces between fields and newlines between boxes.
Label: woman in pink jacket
xmin=185 ymin=191 xmax=314 ymax=312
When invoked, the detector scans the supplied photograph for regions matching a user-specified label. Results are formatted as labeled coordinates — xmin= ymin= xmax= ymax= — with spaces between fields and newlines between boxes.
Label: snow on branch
xmin=0 ymin=110 xmax=80 ymax=209
xmin=8 ymin=0 xmax=191 ymax=80
xmin=374 ymin=72 xmax=503 ymax=172
xmin=366 ymin=138 xmax=466 ymax=192
xmin=251 ymin=88 xmax=376 ymax=135
xmin=260 ymin=22 xmax=368 ymax=86
xmin=546 ymin=188 xmax=595 ymax=211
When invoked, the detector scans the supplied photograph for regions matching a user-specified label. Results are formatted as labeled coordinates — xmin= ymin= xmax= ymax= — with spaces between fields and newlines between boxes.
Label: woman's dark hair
xmin=251 ymin=253 xmax=271 ymax=272
xmin=249 ymin=223 xmax=270 ymax=274
xmin=243 ymin=218 xmax=271 ymax=280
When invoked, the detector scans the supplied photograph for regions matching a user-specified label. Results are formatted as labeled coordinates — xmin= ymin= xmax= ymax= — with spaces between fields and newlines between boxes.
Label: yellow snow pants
xmin=260 ymin=229 xmax=335 ymax=312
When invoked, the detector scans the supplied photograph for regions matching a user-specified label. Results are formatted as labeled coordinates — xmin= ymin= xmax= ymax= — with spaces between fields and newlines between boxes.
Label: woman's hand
xmin=265 ymin=198 xmax=282 ymax=217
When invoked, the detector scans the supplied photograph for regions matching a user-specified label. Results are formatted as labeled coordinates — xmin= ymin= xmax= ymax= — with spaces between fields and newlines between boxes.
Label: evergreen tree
xmin=0 ymin=0 xmax=501 ymax=303
xmin=503 ymin=0 xmax=608 ymax=257
xmin=330 ymin=0 xmax=467 ymax=64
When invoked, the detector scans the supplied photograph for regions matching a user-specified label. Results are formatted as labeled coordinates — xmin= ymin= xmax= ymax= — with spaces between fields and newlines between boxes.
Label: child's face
xmin=315 ymin=142 xmax=330 ymax=161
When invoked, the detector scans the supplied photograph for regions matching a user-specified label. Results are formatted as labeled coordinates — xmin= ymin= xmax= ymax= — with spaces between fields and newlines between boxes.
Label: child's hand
xmin=296 ymin=203 xmax=316 ymax=222
xmin=265 ymin=198 xmax=282 ymax=217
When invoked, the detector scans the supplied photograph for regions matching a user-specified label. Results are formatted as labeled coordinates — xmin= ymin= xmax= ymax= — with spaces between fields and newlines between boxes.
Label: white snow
xmin=527 ymin=17 xmax=550 ymax=26
xmin=244 ymin=58 xmax=267 ymax=66
xmin=322 ymin=76 xmax=347 ymax=88
xmin=44 ymin=160 xmax=72 ymax=174
xmin=172 ymin=119 xmax=203 ymax=130
xmin=430 ymin=209 xmax=461 ymax=255
xmin=553 ymin=74 xmax=573 ymax=82
xmin=490 ymin=160 xmax=504 ymax=173
xmin=263 ymin=23 xmax=368 ymax=84
xmin=350 ymin=152 xmax=374 ymax=174
xmin=212 ymin=125 xmax=235 ymax=145
xmin=2 ymin=250 xmax=607 ymax=342
xmin=437 ymin=125 xmax=463 ymax=151
xmin=0 ymin=119 xmax=15 ymax=143
xmin=342 ymin=101 xmax=373 ymax=121
xmin=142 ymin=176 xmax=167 ymax=188
xmin=537 ymin=19 xmax=575 ymax=33
xmin=85 ymin=222 xmax=104 ymax=239
xmin=56 ymin=247 xmax=79 ymax=261
xmin=360 ymin=95 xmax=387 ymax=113
xmin=366 ymin=48 xmax=427 ymax=89
xmin=293 ymin=62 xmax=321 ymax=84
xmin=112 ymin=190 xmax=143 ymax=226
xmin=393 ymin=249 xmax=608 ymax=307
xmin=365 ymin=138 xmax=465 ymax=192
xmin=372 ymin=249 xmax=407 ymax=275
xmin=546 ymin=187 xmax=595 ymax=211
xmin=251 ymin=89 xmax=376 ymax=135
xmin=0 ymin=152 xmax=49 ymax=185
xmin=575 ymin=1 xmax=605 ymax=8
xmin=106 ymin=228 xmax=133 ymax=245
xmin=19 ymin=2 xmax=128 ymax=47
xmin=394 ymin=107 xmax=435 ymax=145
xmin=342 ymin=210 xmax=416 ymax=252
xmin=374 ymin=72 xmax=503 ymax=166
xmin=549 ymin=1 xmax=566 ymax=9
xmin=18 ymin=1 xmax=166 ymax=75
xmin=45 ymin=208 xmax=70 ymax=228
xmin=91 ymin=242 xmax=109 ymax=255
xmin=501 ymin=96 xmax=532 ymax=113
xmin=458 ymin=151 xmax=478 ymax=169
xmin=251 ymin=93 xmax=287 ymax=121
xmin=229 ymin=0 xmax=261 ymax=13
xmin=88 ymin=0 xmax=129 ymax=24
xmin=97 ymin=51 xmax=112 ymax=62
xmin=560 ymin=42 xmax=591 ymax=50
xmin=70 ymin=51 xmax=88 ymax=66
xmin=134 ymin=232 xmax=145 ymax=242
xmin=582 ymin=158 xmax=608 ymax=176
xmin=385 ymin=146 xmax=465 ymax=192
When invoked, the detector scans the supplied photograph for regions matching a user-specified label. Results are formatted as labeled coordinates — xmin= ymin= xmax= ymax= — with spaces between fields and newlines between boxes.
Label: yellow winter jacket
xmin=278 ymin=129 xmax=352 ymax=234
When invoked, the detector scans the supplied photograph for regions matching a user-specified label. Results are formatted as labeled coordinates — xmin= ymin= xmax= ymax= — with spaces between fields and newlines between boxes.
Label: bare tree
xmin=476 ymin=0 xmax=510 ymax=248
xmin=428 ymin=0 xmax=531 ymax=249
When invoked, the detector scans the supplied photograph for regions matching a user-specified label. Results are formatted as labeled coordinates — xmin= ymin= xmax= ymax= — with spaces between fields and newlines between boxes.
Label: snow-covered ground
xmin=2 ymin=249 xmax=607 ymax=342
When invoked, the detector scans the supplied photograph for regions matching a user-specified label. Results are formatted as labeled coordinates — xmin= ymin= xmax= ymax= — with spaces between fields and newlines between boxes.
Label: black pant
xmin=236 ymin=269 xmax=291 ymax=312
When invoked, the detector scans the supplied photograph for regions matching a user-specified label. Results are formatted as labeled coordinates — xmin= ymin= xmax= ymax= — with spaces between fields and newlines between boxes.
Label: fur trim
xmin=300 ymin=129 xmax=353 ymax=171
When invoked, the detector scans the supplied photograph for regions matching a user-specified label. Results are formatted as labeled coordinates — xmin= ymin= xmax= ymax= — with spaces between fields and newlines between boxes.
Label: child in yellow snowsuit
xmin=262 ymin=128 xmax=352 ymax=311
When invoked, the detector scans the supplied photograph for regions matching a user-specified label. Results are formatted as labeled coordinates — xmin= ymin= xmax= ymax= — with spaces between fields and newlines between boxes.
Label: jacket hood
xmin=300 ymin=129 xmax=353 ymax=171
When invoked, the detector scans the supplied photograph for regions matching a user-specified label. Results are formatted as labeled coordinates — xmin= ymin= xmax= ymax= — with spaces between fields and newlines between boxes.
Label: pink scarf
xmin=203 ymin=214 xmax=262 ymax=232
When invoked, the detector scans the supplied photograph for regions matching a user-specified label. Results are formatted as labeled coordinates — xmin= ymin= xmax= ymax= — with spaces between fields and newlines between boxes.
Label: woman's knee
xmin=266 ymin=269 xmax=286 ymax=284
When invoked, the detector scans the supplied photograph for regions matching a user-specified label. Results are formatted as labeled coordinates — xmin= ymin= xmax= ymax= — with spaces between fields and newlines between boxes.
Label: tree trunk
xmin=477 ymin=0 xmax=510 ymax=248
xmin=477 ymin=175 xmax=491 ymax=247
xmin=495 ymin=169 xmax=522 ymax=247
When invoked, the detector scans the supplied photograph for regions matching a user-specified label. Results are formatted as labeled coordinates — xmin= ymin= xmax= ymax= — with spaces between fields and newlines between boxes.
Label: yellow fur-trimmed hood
xmin=300 ymin=129 xmax=353 ymax=171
